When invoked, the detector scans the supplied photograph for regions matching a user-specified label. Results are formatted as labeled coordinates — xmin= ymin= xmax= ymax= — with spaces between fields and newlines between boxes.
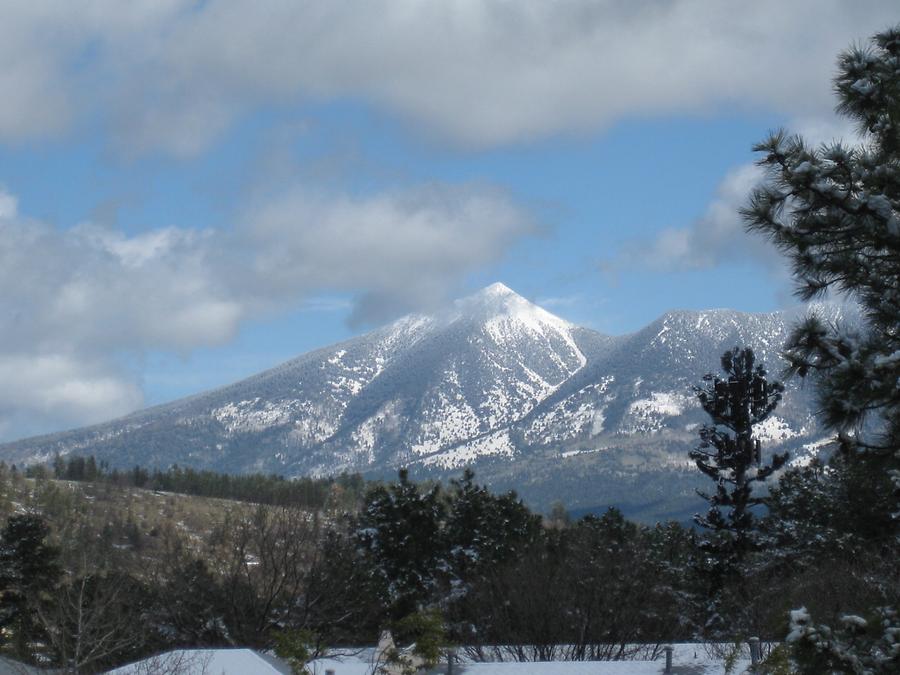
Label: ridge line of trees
xmin=17 ymin=454 xmax=367 ymax=511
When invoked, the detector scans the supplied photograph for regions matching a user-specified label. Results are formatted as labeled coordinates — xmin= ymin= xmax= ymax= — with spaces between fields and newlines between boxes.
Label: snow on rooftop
xmin=306 ymin=660 xmax=748 ymax=675
xmin=107 ymin=648 xmax=291 ymax=675
xmin=447 ymin=663 xmax=733 ymax=674
xmin=307 ymin=643 xmax=751 ymax=675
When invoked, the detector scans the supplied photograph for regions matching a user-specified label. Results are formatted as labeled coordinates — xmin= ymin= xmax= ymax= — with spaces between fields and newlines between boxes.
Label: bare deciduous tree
xmin=34 ymin=555 xmax=152 ymax=674
xmin=211 ymin=504 xmax=319 ymax=645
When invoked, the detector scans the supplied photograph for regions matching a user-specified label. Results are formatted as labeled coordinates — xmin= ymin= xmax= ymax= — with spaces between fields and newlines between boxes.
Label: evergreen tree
xmin=691 ymin=347 xmax=786 ymax=569
xmin=355 ymin=470 xmax=447 ymax=620
xmin=763 ymin=454 xmax=897 ymax=567
xmin=743 ymin=26 xmax=900 ymax=477
xmin=51 ymin=453 xmax=64 ymax=480
xmin=0 ymin=514 xmax=61 ymax=660
xmin=444 ymin=469 xmax=540 ymax=590
xmin=743 ymin=24 xmax=900 ymax=673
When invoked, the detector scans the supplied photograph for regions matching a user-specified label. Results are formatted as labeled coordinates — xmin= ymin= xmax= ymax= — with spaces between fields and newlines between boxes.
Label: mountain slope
xmin=0 ymin=285 xmax=841 ymax=520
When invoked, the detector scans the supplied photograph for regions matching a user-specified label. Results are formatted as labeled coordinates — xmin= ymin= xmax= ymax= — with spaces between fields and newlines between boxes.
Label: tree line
xmin=0 ymin=440 xmax=895 ymax=673
xmin=18 ymin=454 xmax=366 ymax=512
xmin=0 ymin=463 xmax=686 ymax=672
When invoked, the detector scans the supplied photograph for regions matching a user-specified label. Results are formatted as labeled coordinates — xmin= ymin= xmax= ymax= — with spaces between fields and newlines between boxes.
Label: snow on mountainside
xmin=0 ymin=284 xmax=846 ymax=520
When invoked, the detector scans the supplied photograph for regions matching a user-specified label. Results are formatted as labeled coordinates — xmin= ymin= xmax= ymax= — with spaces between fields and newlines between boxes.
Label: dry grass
xmin=0 ymin=471 xmax=324 ymax=573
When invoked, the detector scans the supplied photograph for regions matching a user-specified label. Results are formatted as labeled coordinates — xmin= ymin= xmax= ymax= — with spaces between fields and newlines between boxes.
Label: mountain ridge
xmin=0 ymin=285 xmax=847 ymax=520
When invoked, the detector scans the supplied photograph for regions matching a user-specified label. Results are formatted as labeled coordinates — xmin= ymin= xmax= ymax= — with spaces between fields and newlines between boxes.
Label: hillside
xmin=0 ymin=284 xmax=849 ymax=520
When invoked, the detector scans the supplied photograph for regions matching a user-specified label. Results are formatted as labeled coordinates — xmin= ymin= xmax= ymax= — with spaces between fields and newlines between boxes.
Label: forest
xmin=0 ymin=436 xmax=895 ymax=674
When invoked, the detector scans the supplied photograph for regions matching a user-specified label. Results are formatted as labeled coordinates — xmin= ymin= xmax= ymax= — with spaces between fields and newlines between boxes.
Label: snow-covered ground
xmin=106 ymin=643 xmax=756 ymax=674
xmin=107 ymin=648 xmax=291 ymax=674
xmin=307 ymin=643 xmax=753 ymax=675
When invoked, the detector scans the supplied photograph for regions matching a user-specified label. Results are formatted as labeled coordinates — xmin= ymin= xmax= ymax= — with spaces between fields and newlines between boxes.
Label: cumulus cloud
xmin=0 ymin=190 xmax=240 ymax=438
xmin=0 ymin=182 xmax=532 ymax=439
xmin=0 ymin=354 xmax=143 ymax=441
xmin=619 ymin=163 xmax=778 ymax=272
xmin=240 ymin=184 xmax=534 ymax=324
xmin=0 ymin=218 xmax=242 ymax=356
xmin=0 ymin=1 xmax=894 ymax=153
xmin=0 ymin=190 xmax=17 ymax=219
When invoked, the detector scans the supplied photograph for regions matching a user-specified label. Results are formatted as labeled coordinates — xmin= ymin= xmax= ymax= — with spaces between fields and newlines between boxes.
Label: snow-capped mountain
xmin=0 ymin=284 xmax=842 ymax=521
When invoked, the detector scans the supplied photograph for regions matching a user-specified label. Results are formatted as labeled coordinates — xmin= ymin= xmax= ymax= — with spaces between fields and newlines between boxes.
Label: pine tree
xmin=355 ymin=469 xmax=447 ymax=620
xmin=691 ymin=347 xmax=786 ymax=570
xmin=743 ymin=25 xmax=900 ymax=673
xmin=444 ymin=469 xmax=540 ymax=590
xmin=743 ymin=27 xmax=900 ymax=475
xmin=51 ymin=453 xmax=64 ymax=480
xmin=0 ymin=514 xmax=61 ymax=660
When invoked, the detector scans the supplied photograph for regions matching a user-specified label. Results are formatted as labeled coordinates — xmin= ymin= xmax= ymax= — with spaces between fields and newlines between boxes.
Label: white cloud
xmin=240 ymin=184 xmax=533 ymax=323
xmin=609 ymin=116 xmax=864 ymax=275
xmin=0 ymin=354 xmax=143 ymax=440
xmin=0 ymin=1 xmax=894 ymax=153
xmin=0 ymin=189 xmax=17 ymax=219
xmin=537 ymin=295 xmax=582 ymax=309
xmin=0 ymin=182 xmax=533 ymax=439
xmin=629 ymin=163 xmax=777 ymax=272
xmin=296 ymin=296 xmax=353 ymax=314
xmin=0 ymin=219 xmax=243 ymax=355
xmin=0 ymin=207 xmax=242 ymax=438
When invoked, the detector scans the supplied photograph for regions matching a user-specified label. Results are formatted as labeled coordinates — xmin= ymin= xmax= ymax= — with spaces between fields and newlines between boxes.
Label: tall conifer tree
xmin=744 ymin=28 xmax=900 ymax=473
xmin=0 ymin=514 xmax=60 ymax=660
xmin=691 ymin=347 xmax=785 ymax=570
xmin=743 ymin=25 xmax=900 ymax=672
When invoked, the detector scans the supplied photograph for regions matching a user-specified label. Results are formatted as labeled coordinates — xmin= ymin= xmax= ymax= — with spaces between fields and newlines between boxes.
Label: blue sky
xmin=0 ymin=1 xmax=894 ymax=441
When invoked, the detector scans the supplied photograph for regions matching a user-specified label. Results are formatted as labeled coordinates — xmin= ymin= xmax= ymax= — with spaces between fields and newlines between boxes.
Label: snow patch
xmin=621 ymin=391 xmax=692 ymax=434
xmin=752 ymin=416 xmax=800 ymax=443
xmin=411 ymin=372 xmax=480 ymax=454
xmin=630 ymin=392 xmax=684 ymax=417
xmin=524 ymin=379 xmax=614 ymax=445
xmin=789 ymin=436 xmax=837 ymax=467
xmin=348 ymin=401 xmax=402 ymax=465
xmin=421 ymin=430 xmax=515 ymax=469
xmin=212 ymin=399 xmax=292 ymax=433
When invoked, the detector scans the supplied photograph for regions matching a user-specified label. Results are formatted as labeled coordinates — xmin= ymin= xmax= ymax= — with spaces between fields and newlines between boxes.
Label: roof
xmin=0 ymin=657 xmax=53 ymax=675
xmin=308 ymin=657 xmax=751 ymax=675
xmin=106 ymin=648 xmax=292 ymax=675
xmin=441 ymin=663 xmax=737 ymax=674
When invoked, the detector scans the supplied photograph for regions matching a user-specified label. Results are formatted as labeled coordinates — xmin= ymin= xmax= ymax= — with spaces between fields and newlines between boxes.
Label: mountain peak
xmin=462 ymin=282 xmax=520 ymax=305
xmin=480 ymin=281 xmax=516 ymax=297
xmin=452 ymin=283 xmax=577 ymax=340
xmin=458 ymin=282 xmax=537 ymax=316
